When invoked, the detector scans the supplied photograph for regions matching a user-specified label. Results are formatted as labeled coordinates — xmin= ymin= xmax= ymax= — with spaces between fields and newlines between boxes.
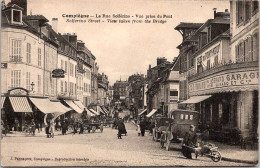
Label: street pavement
xmin=1 ymin=119 xmax=255 ymax=167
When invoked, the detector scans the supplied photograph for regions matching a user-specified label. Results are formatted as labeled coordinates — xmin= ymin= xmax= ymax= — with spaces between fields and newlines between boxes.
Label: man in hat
xmin=182 ymin=125 xmax=198 ymax=159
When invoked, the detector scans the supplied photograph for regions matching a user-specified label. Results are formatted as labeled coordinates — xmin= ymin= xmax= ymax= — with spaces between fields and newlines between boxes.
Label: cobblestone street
xmin=1 ymin=119 xmax=254 ymax=167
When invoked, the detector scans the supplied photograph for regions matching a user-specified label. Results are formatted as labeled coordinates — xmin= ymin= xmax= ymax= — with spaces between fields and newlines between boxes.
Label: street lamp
xmin=31 ymin=82 xmax=35 ymax=91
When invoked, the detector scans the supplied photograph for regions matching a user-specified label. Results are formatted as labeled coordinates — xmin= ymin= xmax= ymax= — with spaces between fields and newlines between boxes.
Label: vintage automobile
xmin=152 ymin=117 xmax=174 ymax=142
xmin=160 ymin=109 xmax=199 ymax=151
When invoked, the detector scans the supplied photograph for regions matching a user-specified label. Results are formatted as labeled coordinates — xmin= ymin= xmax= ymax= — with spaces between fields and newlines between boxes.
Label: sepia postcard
xmin=0 ymin=0 xmax=259 ymax=167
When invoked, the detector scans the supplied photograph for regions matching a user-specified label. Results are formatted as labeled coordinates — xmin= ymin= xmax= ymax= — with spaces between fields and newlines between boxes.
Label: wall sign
xmin=189 ymin=70 xmax=259 ymax=93
xmin=1 ymin=63 xmax=7 ymax=69
xmin=52 ymin=69 xmax=65 ymax=78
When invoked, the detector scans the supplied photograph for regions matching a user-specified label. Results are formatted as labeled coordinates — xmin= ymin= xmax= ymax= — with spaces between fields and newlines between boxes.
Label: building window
xmin=65 ymin=61 xmax=68 ymax=73
xmin=75 ymin=83 xmax=77 ymax=95
xmin=245 ymin=1 xmax=252 ymax=22
xmin=38 ymin=48 xmax=41 ymax=66
xmin=61 ymin=81 xmax=64 ymax=93
xmin=26 ymin=72 xmax=30 ymax=90
xmin=236 ymin=1 xmax=244 ymax=25
xmin=10 ymin=39 xmax=22 ymax=62
xmin=236 ymin=42 xmax=245 ymax=63
xmin=26 ymin=43 xmax=31 ymax=64
xmin=252 ymin=1 xmax=259 ymax=15
xmin=180 ymin=114 xmax=184 ymax=120
xmin=11 ymin=70 xmax=21 ymax=88
xmin=170 ymin=90 xmax=178 ymax=96
xmin=75 ymin=65 xmax=77 ymax=77
xmin=252 ymin=32 xmax=259 ymax=61
xmin=51 ymin=79 xmax=54 ymax=94
xmin=12 ymin=10 xmax=21 ymax=23
xmin=37 ymin=75 xmax=41 ymax=93
xmin=64 ymin=81 xmax=67 ymax=93
xmin=70 ymin=63 xmax=74 ymax=77
xmin=61 ymin=60 xmax=64 ymax=70
xmin=214 ymin=56 xmax=218 ymax=66
xmin=207 ymin=59 xmax=210 ymax=70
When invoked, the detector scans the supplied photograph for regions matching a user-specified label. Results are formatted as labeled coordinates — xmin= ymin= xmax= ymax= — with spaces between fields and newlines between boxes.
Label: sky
xmin=6 ymin=0 xmax=230 ymax=85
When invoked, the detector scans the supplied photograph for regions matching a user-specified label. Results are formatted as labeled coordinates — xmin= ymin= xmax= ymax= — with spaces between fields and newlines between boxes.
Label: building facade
xmin=178 ymin=6 xmax=258 ymax=140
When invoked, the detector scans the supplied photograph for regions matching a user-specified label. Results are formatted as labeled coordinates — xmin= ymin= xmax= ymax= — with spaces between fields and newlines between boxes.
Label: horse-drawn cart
xmin=84 ymin=121 xmax=103 ymax=133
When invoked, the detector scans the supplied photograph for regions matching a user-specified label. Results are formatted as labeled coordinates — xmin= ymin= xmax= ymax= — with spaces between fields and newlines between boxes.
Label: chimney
xmin=213 ymin=8 xmax=217 ymax=19
xmin=157 ymin=57 xmax=167 ymax=66
xmin=52 ymin=18 xmax=58 ymax=32
xmin=149 ymin=64 xmax=151 ymax=69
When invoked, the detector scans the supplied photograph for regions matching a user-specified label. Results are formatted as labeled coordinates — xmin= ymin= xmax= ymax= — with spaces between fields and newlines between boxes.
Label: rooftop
xmin=175 ymin=22 xmax=203 ymax=30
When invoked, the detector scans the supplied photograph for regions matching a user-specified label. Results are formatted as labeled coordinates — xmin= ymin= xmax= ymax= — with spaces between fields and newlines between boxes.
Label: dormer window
xmin=12 ymin=9 xmax=22 ymax=24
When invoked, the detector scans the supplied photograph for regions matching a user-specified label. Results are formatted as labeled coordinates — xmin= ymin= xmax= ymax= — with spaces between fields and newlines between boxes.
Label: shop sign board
xmin=52 ymin=69 xmax=65 ymax=78
xmin=1 ymin=63 xmax=7 ymax=69
xmin=189 ymin=70 xmax=259 ymax=93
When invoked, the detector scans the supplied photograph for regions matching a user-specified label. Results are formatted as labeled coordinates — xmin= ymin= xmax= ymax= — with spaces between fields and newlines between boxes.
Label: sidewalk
xmin=130 ymin=120 xmax=258 ymax=164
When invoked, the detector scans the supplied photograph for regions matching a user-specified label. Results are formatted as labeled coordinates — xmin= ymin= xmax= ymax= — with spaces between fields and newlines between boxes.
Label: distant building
xmin=97 ymin=73 xmax=109 ymax=106
xmin=113 ymin=80 xmax=128 ymax=105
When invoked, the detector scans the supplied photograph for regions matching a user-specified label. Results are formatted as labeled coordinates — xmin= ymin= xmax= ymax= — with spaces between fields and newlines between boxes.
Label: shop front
xmin=2 ymin=87 xmax=75 ymax=132
xmin=188 ymin=62 xmax=258 ymax=140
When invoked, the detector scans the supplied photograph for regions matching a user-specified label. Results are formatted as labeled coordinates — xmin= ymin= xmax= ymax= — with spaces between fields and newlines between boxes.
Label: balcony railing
xmin=9 ymin=56 xmax=22 ymax=62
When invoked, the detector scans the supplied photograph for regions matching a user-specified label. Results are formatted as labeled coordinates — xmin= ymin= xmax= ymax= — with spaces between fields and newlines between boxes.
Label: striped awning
xmin=138 ymin=109 xmax=147 ymax=116
xmin=64 ymin=100 xmax=83 ymax=113
xmin=1 ymin=97 xmax=6 ymax=108
xmin=90 ymin=109 xmax=99 ymax=115
xmin=73 ymin=101 xmax=94 ymax=117
xmin=146 ymin=109 xmax=157 ymax=118
xmin=30 ymin=98 xmax=59 ymax=114
xmin=97 ymin=106 xmax=106 ymax=115
xmin=50 ymin=101 xmax=72 ymax=113
xmin=9 ymin=97 xmax=32 ymax=113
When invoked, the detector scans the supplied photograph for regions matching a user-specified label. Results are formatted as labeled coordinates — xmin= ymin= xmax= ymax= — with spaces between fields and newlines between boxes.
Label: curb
xmin=221 ymin=157 xmax=258 ymax=165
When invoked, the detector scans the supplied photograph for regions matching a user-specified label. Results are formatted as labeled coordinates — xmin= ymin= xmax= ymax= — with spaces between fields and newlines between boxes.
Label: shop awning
xmin=73 ymin=101 xmax=94 ymax=116
xmin=97 ymin=106 xmax=106 ymax=115
xmin=30 ymin=98 xmax=71 ymax=114
xmin=30 ymin=98 xmax=58 ymax=113
xmin=180 ymin=95 xmax=212 ymax=104
xmin=1 ymin=97 xmax=6 ymax=108
xmin=138 ymin=109 xmax=147 ymax=116
xmin=73 ymin=100 xmax=85 ymax=110
xmin=64 ymin=100 xmax=83 ymax=113
xmin=9 ymin=97 xmax=32 ymax=112
xmin=90 ymin=109 xmax=99 ymax=115
xmin=50 ymin=101 xmax=72 ymax=113
xmin=146 ymin=109 xmax=157 ymax=118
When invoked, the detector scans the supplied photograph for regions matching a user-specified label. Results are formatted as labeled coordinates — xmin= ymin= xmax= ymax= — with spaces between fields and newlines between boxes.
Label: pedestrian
xmin=139 ymin=119 xmax=146 ymax=136
xmin=35 ymin=120 xmax=40 ymax=133
xmin=117 ymin=118 xmax=127 ymax=139
xmin=79 ymin=121 xmax=84 ymax=134
xmin=31 ymin=119 xmax=36 ymax=136
xmin=73 ymin=121 xmax=78 ymax=135
xmin=182 ymin=125 xmax=198 ymax=159
xmin=49 ymin=120 xmax=55 ymax=138
xmin=61 ymin=120 xmax=67 ymax=135
xmin=45 ymin=119 xmax=50 ymax=138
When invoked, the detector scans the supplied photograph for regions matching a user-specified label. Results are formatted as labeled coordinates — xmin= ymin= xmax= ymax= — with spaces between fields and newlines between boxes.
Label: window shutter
xmin=245 ymin=38 xmax=249 ymax=62
xmin=235 ymin=45 xmax=238 ymax=62
xmin=253 ymin=33 xmax=259 ymax=61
